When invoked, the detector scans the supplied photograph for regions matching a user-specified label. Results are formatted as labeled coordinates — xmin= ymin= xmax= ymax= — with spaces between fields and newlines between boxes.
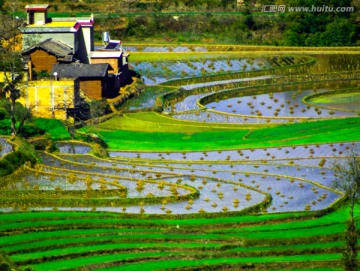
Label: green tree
xmin=321 ymin=19 xmax=356 ymax=46
xmin=282 ymin=0 xmax=355 ymax=46
xmin=283 ymin=28 xmax=305 ymax=46
xmin=333 ymin=154 xmax=360 ymax=271
xmin=243 ymin=12 xmax=256 ymax=30
xmin=220 ymin=0 xmax=234 ymax=9
xmin=0 ymin=100 xmax=32 ymax=135
xmin=0 ymin=12 xmax=26 ymax=136
xmin=0 ymin=0 xmax=4 ymax=13
xmin=0 ymin=263 xmax=11 ymax=271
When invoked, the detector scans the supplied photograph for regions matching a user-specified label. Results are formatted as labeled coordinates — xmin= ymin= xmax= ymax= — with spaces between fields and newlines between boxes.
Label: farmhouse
xmin=21 ymin=4 xmax=130 ymax=102
xmin=22 ymin=4 xmax=94 ymax=64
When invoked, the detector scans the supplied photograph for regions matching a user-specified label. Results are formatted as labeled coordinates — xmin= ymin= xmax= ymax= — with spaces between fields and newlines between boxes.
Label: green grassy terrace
xmin=0 ymin=205 xmax=359 ymax=271
xmin=80 ymin=114 xmax=360 ymax=151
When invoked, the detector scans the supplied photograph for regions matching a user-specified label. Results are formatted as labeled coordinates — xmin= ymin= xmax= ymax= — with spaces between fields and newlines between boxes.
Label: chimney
xmin=25 ymin=4 xmax=49 ymax=25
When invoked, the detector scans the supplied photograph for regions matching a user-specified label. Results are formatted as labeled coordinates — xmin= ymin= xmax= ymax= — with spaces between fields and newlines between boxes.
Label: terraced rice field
xmin=130 ymin=58 xmax=273 ymax=85
xmin=0 ymin=47 xmax=359 ymax=270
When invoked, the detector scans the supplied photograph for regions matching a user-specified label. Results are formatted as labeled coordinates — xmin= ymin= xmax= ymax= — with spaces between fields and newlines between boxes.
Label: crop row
xmin=120 ymin=56 xmax=315 ymax=112
xmin=61 ymin=153 xmax=341 ymax=213
xmin=204 ymin=88 xmax=358 ymax=118
xmin=109 ymin=142 xmax=359 ymax=162
xmin=163 ymin=74 xmax=359 ymax=124
xmin=160 ymin=56 xmax=314 ymax=88
xmin=124 ymin=44 xmax=360 ymax=53
xmin=2 ymin=141 xmax=351 ymax=214
xmin=124 ymin=45 xmax=208 ymax=53
xmin=0 ymin=205 xmax=356 ymax=271
xmin=130 ymin=58 xmax=274 ymax=85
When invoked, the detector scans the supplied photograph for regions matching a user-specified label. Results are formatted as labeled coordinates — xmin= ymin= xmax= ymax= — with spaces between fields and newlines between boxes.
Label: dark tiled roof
xmin=51 ymin=63 xmax=109 ymax=78
xmin=22 ymin=38 xmax=73 ymax=59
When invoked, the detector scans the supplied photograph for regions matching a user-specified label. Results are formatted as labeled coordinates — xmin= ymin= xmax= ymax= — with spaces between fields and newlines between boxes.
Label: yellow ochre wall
xmin=30 ymin=49 xmax=58 ymax=73
xmin=91 ymin=58 xmax=119 ymax=73
xmin=18 ymin=80 xmax=75 ymax=120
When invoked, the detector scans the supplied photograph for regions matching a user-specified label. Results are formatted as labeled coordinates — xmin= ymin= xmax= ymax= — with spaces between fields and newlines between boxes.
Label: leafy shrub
xmin=19 ymin=124 xmax=45 ymax=138
xmin=29 ymin=137 xmax=56 ymax=151
xmin=6 ymin=149 xmax=33 ymax=167
xmin=0 ymin=158 xmax=14 ymax=176
xmin=0 ymin=263 xmax=11 ymax=271
xmin=47 ymin=140 xmax=58 ymax=153
xmin=91 ymin=143 xmax=109 ymax=158
xmin=30 ymin=138 xmax=47 ymax=150
xmin=0 ymin=137 xmax=39 ymax=177
xmin=0 ymin=108 xmax=9 ymax=120
xmin=32 ymin=69 xmax=50 ymax=79
xmin=0 ymin=120 xmax=10 ymax=135
xmin=78 ymin=133 xmax=108 ymax=148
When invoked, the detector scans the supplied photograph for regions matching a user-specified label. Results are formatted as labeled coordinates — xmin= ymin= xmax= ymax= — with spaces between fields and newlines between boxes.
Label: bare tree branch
xmin=332 ymin=151 xmax=360 ymax=271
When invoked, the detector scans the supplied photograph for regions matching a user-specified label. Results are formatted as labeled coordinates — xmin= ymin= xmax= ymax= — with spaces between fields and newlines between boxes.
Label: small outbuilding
xmin=90 ymin=50 xmax=130 ymax=92
xmin=52 ymin=63 xmax=110 ymax=99
xmin=22 ymin=38 xmax=74 ymax=79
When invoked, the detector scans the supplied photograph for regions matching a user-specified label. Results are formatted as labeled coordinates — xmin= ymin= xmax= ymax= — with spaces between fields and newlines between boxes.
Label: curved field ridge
xmin=305 ymin=90 xmax=360 ymax=112
xmin=1 ymin=50 xmax=360 ymax=271
xmin=167 ymin=77 xmax=360 ymax=124
xmin=130 ymin=56 xmax=301 ymax=85
xmin=2 ymin=141 xmax=358 ymax=214
xmin=0 ymin=206 xmax=358 ymax=271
